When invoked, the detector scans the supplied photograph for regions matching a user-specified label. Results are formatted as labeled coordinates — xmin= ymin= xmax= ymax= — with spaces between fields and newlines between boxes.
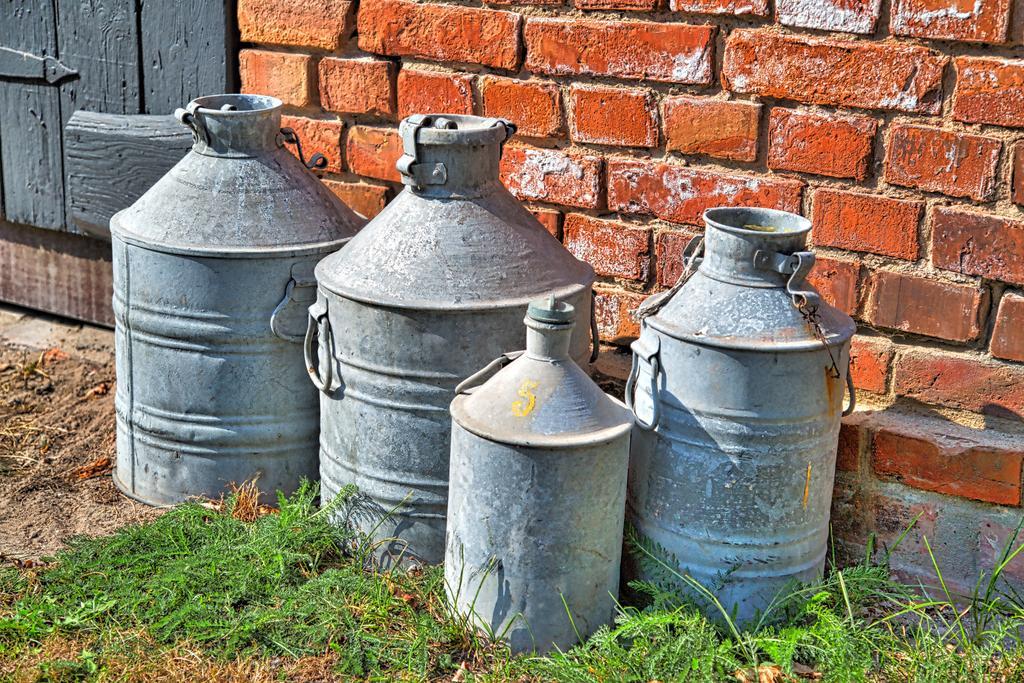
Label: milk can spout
xmin=525 ymin=297 xmax=574 ymax=361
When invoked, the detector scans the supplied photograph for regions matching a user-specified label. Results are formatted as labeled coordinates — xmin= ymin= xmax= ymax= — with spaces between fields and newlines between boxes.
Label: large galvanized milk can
xmin=626 ymin=207 xmax=856 ymax=625
xmin=110 ymin=94 xmax=362 ymax=505
xmin=306 ymin=114 xmax=596 ymax=565
xmin=446 ymin=298 xmax=632 ymax=654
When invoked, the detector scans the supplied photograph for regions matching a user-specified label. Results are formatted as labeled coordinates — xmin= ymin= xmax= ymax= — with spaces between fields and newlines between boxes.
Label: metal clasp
xmin=625 ymin=334 xmax=661 ymax=430
xmin=397 ymin=115 xmax=450 ymax=188
xmin=752 ymin=249 xmax=820 ymax=310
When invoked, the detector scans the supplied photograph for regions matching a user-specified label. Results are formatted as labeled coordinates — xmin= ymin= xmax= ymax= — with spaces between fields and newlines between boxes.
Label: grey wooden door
xmin=0 ymin=0 xmax=236 ymax=232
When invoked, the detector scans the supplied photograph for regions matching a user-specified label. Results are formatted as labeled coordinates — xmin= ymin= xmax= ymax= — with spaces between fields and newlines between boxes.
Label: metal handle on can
xmin=271 ymin=275 xmax=318 ymax=342
xmin=304 ymin=299 xmax=333 ymax=394
xmin=842 ymin=354 xmax=857 ymax=417
xmin=174 ymin=101 xmax=208 ymax=146
xmin=589 ymin=291 xmax=600 ymax=363
xmin=625 ymin=335 xmax=661 ymax=430
xmin=280 ymin=127 xmax=328 ymax=171
xmin=455 ymin=351 xmax=525 ymax=395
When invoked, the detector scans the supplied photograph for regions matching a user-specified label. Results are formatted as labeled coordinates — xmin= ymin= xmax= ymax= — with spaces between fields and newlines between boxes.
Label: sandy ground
xmin=0 ymin=308 xmax=158 ymax=563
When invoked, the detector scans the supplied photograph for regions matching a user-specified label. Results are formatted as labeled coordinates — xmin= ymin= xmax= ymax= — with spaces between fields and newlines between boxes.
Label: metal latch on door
xmin=0 ymin=46 xmax=77 ymax=83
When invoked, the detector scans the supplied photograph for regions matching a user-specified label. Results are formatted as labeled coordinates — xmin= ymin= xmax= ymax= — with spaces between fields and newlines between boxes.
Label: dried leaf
xmin=793 ymin=662 xmax=822 ymax=679
xmin=72 ymin=455 xmax=112 ymax=480
xmin=41 ymin=348 xmax=69 ymax=366
xmin=84 ymin=382 xmax=110 ymax=398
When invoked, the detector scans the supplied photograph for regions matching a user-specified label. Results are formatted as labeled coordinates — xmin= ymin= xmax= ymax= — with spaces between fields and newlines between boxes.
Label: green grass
xmin=2 ymin=484 xmax=1024 ymax=682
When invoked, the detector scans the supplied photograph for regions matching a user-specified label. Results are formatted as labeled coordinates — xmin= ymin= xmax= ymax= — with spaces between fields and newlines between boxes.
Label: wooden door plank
xmin=0 ymin=0 xmax=66 ymax=230
xmin=64 ymin=111 xmax=192 ymax=239
xmin=56 ymin=0 xmax=142 ymax=118
xmin=140 ymin=0 xmax=237 ymax=114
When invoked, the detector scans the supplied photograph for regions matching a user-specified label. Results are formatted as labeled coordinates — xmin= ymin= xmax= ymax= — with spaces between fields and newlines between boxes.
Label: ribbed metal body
xmin=110 ymin=94 xmax=362 ymax=505
xmin=307 ymin=115 xmax=595 ymax=565
xmin=626 ymin=208 xmax=856 ymax=625
xmin=446 ymin=300 xmax=632 ymax=654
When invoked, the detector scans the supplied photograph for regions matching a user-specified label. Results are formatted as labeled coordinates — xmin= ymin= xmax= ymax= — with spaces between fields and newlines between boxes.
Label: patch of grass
xmin=3 ymin=484 xmax=1024 ymax=681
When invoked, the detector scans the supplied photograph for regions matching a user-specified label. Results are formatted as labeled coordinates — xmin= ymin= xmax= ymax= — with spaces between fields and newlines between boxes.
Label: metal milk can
xmin=110 ymin=93 xmax=362 ymax=505
xmin=625 ymin=207 xmax=856 ymax=625
xmin=306 ymin=114 xmax=596 ymax=565
xmin=446 ymin=298 xmax=632 ymax=654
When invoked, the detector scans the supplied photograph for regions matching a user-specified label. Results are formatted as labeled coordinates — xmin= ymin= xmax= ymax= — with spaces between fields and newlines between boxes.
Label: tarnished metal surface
xmin=308 ymin=115 xmax=596 ymax=565
xmin=446 ymin=299 xmax=632 ymax=654
xmin=110 ymin=94 xmax=362 ymax=506
xmin=626 ymin=207 xmax=856 ymax=625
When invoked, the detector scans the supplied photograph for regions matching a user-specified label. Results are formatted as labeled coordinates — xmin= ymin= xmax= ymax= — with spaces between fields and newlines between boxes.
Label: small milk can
xmin=446 ymin=298 xmax=632 ymax=654
xmin=306 ymin=114 xmax=596 ymax=565
xmin=110 ymin=93 xmax=362 ymax=505
xmin=625 ymin=207 xmax=856 ymax=625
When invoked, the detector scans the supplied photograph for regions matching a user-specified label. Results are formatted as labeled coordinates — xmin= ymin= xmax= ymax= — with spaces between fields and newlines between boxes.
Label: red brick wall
xmin=238 ymin=0 xmax=1024 ymax=590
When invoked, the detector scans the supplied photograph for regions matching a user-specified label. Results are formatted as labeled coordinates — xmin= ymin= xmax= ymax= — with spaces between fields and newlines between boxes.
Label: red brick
xmin=239 ymin=49 xmax=314 ymax=108
xmin=884 ymin=125 xmax=1001 ymax=202
xmin=849 ymin=336 xmax=894 ymax=394
xmin=768 ymin=109 xmax=877 ymax=180
xmin=722 ymin=30 xmax=947 ymax=115
xmin=891 ymin=0 xmax=1011 ymax=43
xmin=671 ymin=0 xmax=769 ymax=14
xmin=319 ymin=58 xmax=395 ymax=117
xmin=594 ymin=287 xmax=646 ymax=342
xmin=481 ymin=77 xmax=562 ymax=138
xmin=524 ymin=17 xmax=715 ymax=84
xmin=776 ymin=0 xmax=882 ymax=33
xmin=895 ymin=349 xmax=1024 ymax=418
xmin=872 ymin=422 xmax=1023 ymax=506
xmin=568 ymin=85 xmax=658 ymax=148
xmin=485 ymin=0 xmax=560 ymax=4
xmin=500 ymin=145 xmax=603 ymax=209
xmin=663 ymin=97 xmax=760 ymax=162
xmin=837 ymin=412 xmax=873 ymax=473
xmin=531 ymin=208 xmax=562 ymax=238
xmin=280 ymin=115 xmax=344 ymax=174
xmin=864 ymin=270 xmax=987 ymax=342
xmin=931 ymin=207 xmax=1024 ymax=286
xmin=564 ymin=214 xmax=651 ymax=281
xmin=346 ymin=126 xmax=402 ymax=183
xmin=238 ymin=0 xmax=354 ymax=50
xmin=322 ymin=179 xmax=390 ymax=220
xmin=811 ymin=189 xmax=921 ymax=260
xmin=357 ymin=0 xmax=521 ymax=71
xmin=807 ymin=256 xmax=860 ymax=316
xmin=992 ymin=292 xmax=1024 ymax=362
xmin=607 ymin=159 xmax=803 ymax=226
xmin=655 ymin=229 xmax=700 ymax=287
xmin=397 ymin=70 xmax=475 ymax=120
xmin=1013 ymin=143 xmax=1024 ymax=206
xmin=577 ymin=0 xmax=658 ymax=8
xmin=953 ymin=57 xmax=1024 ymax=129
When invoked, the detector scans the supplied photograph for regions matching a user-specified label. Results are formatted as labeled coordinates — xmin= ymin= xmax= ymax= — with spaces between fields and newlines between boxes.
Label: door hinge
xmin=0 ymin=47 xmax=77 ymax=84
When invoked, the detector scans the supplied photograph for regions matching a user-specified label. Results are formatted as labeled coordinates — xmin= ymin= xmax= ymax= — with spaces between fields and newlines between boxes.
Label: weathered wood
xmin=140 ymin=0 xmax=237 ymax=114
xmin=0 ymin=0 xmax=66 ymax=230
xmin=64 ymin=111 xmax=192 ymax=240
xmin=56 ymin=0 xmax=141 ymax=118
xmin=0 ymin=221 xmax=113 ymax=326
